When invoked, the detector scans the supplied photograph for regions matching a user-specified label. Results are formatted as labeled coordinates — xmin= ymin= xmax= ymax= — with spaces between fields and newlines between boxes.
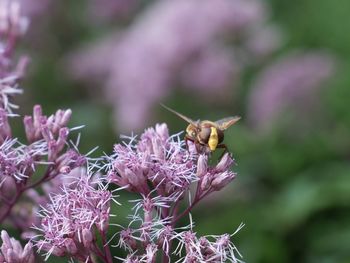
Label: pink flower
xmin=0 ymin=138 xmax=46 ymax=183
xmin=176 ymin=230 xmax=243 ymax=263
xmin=35 ymin=173 xmax=113 ymax=260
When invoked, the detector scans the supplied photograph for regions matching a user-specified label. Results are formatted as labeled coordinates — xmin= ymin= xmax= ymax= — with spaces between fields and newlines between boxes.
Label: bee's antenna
xmin=160 ymin=103 xmax=197 ymax=125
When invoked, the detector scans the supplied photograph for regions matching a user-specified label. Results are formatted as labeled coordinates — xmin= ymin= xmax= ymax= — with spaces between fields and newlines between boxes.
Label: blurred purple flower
xmin=0 ymin=230 xmax=35 ymax=263
xmin=87 ymin=0 xmax=137 ymax=22
xmin=68 ymin=0 xmax=281 ymax=132
xmin=244 ymin=25 xmax=283 ymax=61
xmin=180 ymin=46 xmax=239 ymax=101
xmin=18 ymin=0 xmax=51 ymax=17
xmin=0 ymin=0 xmax=29 ymax=113
xmin=247 ymin=51 xmax=336 ymax=131
xmin=0 ymin=0 xmax=29 ymax=37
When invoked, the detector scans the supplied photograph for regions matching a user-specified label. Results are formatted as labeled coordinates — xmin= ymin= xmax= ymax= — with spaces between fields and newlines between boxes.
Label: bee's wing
xmin=161 ymin=104 xmax=198 ymax=126
xmin=215 ymin=116 xmax=241 ymax=130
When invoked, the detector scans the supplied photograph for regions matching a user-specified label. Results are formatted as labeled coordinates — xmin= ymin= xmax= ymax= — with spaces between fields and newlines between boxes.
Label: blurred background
xmin=14 ymin=0 xmax=350 ymax=262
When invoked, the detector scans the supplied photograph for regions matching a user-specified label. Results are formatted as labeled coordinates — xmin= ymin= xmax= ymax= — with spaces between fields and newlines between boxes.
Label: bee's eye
xmin=198 ymin=127 xmax=211 ymax=143
xmin=186 ymin=125 xmax=198 ymax=138
xmin=188 ymin=130 xmax=196 ymax=138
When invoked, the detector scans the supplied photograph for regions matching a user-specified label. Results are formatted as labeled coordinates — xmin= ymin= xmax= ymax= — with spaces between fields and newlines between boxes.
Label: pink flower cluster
xmin=0 ymin=2 xmax=87 ymax=262
xmin=0 ymin=103 xmax=85 ymax=225
xmin=107 ymin=123 xmax=240 ymax=261
xmin=108 ymin=124 xmax=196 ymax=196
xmin=26 ymin=123 xmax=242 ymax=263
xmin=108 ymin=123 xmax=236 ymax=198
xmin=0 ymin=1 xmax=244 ymax=262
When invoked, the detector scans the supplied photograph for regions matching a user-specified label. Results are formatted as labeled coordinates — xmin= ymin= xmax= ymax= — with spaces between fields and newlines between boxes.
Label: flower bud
xmin=22 ymin=242 xmax=35 ymax=262
xmin=211 ymin=171 xmax=236 ymax=191
xmin=215 ymin=153 xmax=234 ymax=172
xmin=155 ymin=123 xmax=169 ymax=141
xmin=125 ymin=167 xmax=149 ymax=194
xmin=152 ymin=137 xmax=165 ymax=160
xmin=0 ymin=109 xmax=11 ymax=142
xmin=55 ymin=127 xmax=69 ymax=152
xmin=196 ymin=154 xmax=208 ymax=177
xmin=65 ymin=238 xmax=77 ymax=255
xmin=61 ymin=109 xmax=72 ymax=126
xmin=33 ymin=105 xmax=42 ymax=129
xmin=0 ymin=230 xmax=35 ymax=263
xmin=200 ymin=174 xmax=212 ymax=192
xmin=82 ymin=229 xmax=93 ymax=248
xmin=23 ymin=115 xmax=35 ymax=142
xmin=48 ymin=245 xmax=66 ymax=257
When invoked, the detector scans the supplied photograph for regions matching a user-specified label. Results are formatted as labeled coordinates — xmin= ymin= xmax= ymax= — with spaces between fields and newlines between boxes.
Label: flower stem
xmin=100 ymin=230 xmax=113 ymax=263
xmin=0 ymin=189 xmax=21 ymax=223
xmin=0 ymin=166 xmax=55 ymax=224
xmin=162 ymin=253 xmax=170 ymax=263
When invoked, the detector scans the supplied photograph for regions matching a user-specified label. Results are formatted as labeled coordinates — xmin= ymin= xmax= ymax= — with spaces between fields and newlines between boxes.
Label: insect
xmin=161 ymin=104 xmax=240 ymax=155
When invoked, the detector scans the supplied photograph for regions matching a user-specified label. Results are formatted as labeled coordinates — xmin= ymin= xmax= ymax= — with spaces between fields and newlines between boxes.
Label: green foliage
xmin=191 ymin=1 xmax=350 ymax=261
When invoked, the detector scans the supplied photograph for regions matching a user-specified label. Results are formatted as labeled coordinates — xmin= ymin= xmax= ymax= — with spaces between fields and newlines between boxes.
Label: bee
xmin=161 ymin=104 xmax=240 ymax=155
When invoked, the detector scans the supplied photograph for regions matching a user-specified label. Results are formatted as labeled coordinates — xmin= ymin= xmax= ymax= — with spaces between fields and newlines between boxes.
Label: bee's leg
xmin=216 ymin=144 xmax=230 ymax=160
xmin=195 ymin=142 xmax=204 ymax=154
xmin=185 ymin=136 xmax=204 ymax=154
xmin=184 ymin=135 xmax=194 ymax=151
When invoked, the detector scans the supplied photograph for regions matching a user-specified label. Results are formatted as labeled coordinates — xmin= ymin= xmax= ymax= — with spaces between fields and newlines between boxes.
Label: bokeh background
xmin=14 ymin=0 xmax=350 ymax=262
